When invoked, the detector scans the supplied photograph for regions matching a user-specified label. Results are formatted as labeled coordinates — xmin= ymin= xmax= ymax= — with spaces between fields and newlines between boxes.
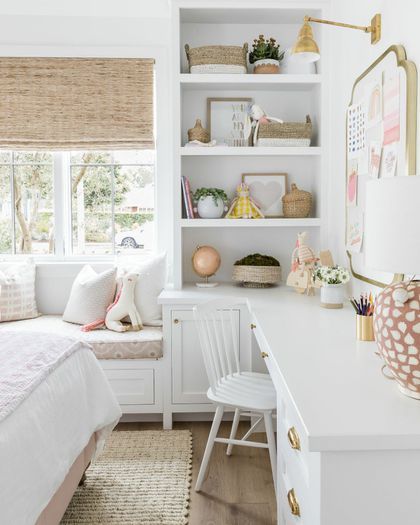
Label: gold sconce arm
xmin=304 ymin=14 xmax=381 ymax=44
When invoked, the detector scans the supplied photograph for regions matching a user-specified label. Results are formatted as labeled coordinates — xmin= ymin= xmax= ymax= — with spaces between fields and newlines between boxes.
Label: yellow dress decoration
xmin=226 ymin=183 xmax=264 ymax=219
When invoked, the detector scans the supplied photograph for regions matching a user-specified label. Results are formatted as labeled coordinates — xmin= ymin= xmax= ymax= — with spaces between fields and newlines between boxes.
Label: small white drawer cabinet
xmin=160 ymin=292 xmax=252 ymax=428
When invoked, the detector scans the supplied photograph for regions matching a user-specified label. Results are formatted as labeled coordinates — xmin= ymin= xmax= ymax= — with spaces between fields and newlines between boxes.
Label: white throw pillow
xmin=0 ymin=259 xmax=38 ymax=322
xmin=63 ymin=265 xmax=117 ymax=325
xmin=117 ymin=253 xmax=166 ymax=326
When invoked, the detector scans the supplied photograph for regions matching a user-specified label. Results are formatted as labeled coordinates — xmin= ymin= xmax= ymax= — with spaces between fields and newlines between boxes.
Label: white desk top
xmin=159 ymin=284 xmax=420 ymax=451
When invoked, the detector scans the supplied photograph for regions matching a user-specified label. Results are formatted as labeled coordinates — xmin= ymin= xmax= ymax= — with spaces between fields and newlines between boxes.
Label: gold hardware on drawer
xmin=287 ymin=426 xmax=301 ymax=451
xmin=261 ymin=351 xmax=269 ymax=359
xmin=287 ymin=488 xmax=300 ymax=517
xmin=173 ymin=318 xmax=179 ymax=324
xmin=250 ymin=323 xmax=256 ymax=329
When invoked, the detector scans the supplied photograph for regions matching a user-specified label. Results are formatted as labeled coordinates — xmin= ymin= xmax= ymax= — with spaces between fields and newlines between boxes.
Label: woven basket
xmin=282 ymin=183 xmax=312 ymax=218
xmin=185 ymin=44 xmax=248 ymax=73
xmin=256 ymin=115 xmax=312 ymax=146
xmin=232 ymin=265 xmax=281 ymax=288
xmin=188 ymin=119 xmax=210 ymax=143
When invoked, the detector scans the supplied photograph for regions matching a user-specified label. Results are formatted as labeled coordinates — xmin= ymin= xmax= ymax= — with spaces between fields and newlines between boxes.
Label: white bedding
xmin=0 ymin=340 xmax=122 ymax=525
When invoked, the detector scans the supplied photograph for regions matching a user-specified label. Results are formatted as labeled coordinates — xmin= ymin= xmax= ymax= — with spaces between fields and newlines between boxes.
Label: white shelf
xmin=180 ymin=218 xmax=321 ymax=228
xmin=180 ymin=146 xmax=321 ymax=156
xmin=180 ymin=74 xmax=321 ymax=91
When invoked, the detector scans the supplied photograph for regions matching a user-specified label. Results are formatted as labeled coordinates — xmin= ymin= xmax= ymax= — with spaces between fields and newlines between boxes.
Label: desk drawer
xmin=278 ymin=469 xmax=309 ymax=525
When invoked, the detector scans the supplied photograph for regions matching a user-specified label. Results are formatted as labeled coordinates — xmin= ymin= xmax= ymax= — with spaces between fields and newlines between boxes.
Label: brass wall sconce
xmin=293 ymin=14 xmax=381 ymax=62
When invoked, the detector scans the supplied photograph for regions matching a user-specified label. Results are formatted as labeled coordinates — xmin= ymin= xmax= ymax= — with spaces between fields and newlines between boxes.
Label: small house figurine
xmin=225 ymin=182 xmax=264 ymax=219
xmin=286 ymin=232 xmax=319 ymax=295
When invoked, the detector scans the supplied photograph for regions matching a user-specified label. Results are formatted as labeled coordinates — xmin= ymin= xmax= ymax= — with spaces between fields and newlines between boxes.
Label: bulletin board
xmin=345 ymin=45 xmax=417 ymax=287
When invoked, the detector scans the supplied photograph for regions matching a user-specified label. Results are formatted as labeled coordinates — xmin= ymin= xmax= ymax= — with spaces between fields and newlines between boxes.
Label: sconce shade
xmin=365 ymin=177 xmax=420 ymax=276
xmin=292 ymin=21 xmax=320 ymax=63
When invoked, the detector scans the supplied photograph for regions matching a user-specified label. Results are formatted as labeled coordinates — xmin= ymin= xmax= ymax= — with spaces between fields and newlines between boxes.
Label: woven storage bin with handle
xmin=256 ymin=115 xmax=312 ymax=147
xmin=185 ymin=44 xmax=248 ymax=74
xmin=232 ymin=265 xmax=281 ymax=288
xmin=282 ymin=183 xmax=312 ymax=218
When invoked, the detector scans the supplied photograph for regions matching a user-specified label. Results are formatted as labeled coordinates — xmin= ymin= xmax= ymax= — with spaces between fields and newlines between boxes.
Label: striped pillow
xmin=0 ymin=260 xmax=38 ymax=322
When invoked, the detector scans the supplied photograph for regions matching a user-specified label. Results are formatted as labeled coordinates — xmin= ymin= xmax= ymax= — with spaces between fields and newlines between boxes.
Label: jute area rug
xmin=61 ymin=430 xmax=192 ymax=525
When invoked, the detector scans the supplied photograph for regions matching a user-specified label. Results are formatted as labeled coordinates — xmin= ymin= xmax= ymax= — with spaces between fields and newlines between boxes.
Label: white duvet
xmin=0 ymin=336 xmax=122 ymax=525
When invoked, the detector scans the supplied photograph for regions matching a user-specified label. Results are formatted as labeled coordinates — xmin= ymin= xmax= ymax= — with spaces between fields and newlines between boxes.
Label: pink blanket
xmin=0 ymin=331 xmax=90 ymax=421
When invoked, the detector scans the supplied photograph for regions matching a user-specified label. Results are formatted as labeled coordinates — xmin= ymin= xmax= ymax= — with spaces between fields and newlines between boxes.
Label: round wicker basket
xmin=282 ymin=183 xmax=312 ymax=218
xmin=232 ymin=265 xmax=281 ymax=288
xmin=188 ymin=119 xmax=210 ymax=143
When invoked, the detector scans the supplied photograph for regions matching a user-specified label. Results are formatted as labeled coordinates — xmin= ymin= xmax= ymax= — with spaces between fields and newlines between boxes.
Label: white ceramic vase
xmin=320 ymin=284 xmax=345 ymax=309
xmin=197 ymin=196 xmax=225 ymax=219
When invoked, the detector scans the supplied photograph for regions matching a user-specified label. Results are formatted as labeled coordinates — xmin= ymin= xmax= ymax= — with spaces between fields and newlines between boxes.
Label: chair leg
xmin=263 ymin=411 xmax=277 ymax=494
xmin=195 ymin=405 xmax=224 ymax=492
xmin=226 ymin=408 xmax=240 ymax=456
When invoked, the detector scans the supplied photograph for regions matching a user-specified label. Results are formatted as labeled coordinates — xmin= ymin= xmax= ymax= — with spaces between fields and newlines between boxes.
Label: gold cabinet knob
xmin=287 ymin=488 xmax=300 ymax=517
xmin=250 ymin=323 xmax=256 ymax=329
xmin=173 ymin=318 xmax=179 ymax=324
xmin=287 ymin=427 xmax=301 ymax=451
xmin=261 ymin=351 xmax=269 ymax=359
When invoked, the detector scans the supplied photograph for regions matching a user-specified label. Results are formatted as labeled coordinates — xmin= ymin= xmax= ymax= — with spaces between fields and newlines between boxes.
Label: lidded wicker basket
xmin=282 ymin=183 xmax=312 ymax=218
xmin=188 ymin=119 xmax=210 ymax=143
xmin=232 ymin=265 xmax=281 ymax=288
xmin=185 ymin=44 xmax=248 ymax=73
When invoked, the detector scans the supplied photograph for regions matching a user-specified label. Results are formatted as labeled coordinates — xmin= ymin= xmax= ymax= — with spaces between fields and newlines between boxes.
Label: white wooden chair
xmin=193 ymin=298 xmax=277 ymax=493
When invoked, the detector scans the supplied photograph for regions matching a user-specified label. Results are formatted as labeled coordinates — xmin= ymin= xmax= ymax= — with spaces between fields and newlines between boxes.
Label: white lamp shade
xmin=365 ymin=177 xmax=420 ymax=275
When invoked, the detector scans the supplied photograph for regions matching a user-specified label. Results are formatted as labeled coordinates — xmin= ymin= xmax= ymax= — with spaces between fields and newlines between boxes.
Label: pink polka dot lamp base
xmin=373 ymin=281 xmax=420 ymax=400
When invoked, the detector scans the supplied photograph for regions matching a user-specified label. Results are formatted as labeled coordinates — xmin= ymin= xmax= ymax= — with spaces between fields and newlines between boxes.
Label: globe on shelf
xmin=192 ymin=245 xmax=221 ymax=288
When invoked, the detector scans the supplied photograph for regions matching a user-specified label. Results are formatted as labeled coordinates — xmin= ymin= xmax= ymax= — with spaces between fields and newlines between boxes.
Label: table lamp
xmin=365 ymin=177 xmax=420 ymax=399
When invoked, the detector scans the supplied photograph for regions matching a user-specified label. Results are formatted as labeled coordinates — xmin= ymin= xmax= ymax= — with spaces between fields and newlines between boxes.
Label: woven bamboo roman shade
xmin=0 ymin=57 xmax=154 ymax=150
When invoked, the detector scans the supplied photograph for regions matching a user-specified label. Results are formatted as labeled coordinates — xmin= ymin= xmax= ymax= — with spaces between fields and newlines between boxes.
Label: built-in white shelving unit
xmin=171 ymin=1 xmax=329 ymax=287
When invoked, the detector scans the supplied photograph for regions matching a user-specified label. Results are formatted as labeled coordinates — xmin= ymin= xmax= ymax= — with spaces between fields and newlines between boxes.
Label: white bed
xmin=0 ymin=331 xmax=122 ymax=525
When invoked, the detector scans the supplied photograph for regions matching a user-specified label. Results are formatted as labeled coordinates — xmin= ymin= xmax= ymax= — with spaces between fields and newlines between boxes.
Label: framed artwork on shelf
xmin=207 ymin=97 xmax=253 ymax=147
xmin=242 ymin=173 xmax=288 ymax=217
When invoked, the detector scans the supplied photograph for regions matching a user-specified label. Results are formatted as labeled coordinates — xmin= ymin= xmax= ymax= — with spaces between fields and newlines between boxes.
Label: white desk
xmin=160 ymin=285 xmax=420 ymax=525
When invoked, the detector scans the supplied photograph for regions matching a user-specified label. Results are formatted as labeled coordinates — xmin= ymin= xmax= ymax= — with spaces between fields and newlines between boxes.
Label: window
xmin=0 ymin=150 xmax=155 ymax=257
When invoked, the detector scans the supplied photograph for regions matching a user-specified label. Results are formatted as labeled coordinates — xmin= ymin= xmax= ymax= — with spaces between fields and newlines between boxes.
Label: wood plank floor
xmin=117 ymin=421 xmax=277 ymax=525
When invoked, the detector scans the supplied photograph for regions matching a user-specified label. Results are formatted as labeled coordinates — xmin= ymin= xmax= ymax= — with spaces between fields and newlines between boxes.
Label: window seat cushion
xmin=0 ymin=315 xmax=163 ymax=360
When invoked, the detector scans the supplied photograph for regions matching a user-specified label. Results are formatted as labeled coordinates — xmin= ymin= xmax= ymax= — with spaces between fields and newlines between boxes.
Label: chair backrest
xmin=193 ymin=298 xmax=246 ymax=394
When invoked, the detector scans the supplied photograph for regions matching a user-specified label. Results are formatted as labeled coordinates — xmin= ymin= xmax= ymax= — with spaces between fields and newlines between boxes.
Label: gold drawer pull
xmin=287 ymin=488 xmax=301 ymax=517
xmin=250 ymin=323 xmax=256 ymax=329
xmin=287 ymin=426 xmax=301 ymax=451
xmin=173 ymin=318 xmax=179 ymax=324
xmin=261 ymin=352 xmax=269 ymax=359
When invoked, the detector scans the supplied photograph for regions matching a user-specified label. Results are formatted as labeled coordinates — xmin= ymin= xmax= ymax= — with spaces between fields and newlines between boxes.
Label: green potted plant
xmin=249 ymin=35 xmax=285 ymax=74
xmin=314 ymin=265 xmax=350 ymax=309
xmin=193 ymin=188 xmax=229 ymax=219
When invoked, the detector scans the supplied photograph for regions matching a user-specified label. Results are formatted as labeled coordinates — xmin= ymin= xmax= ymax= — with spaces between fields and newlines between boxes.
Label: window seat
xmin=0 ymin=315 xmax=163 ymax=360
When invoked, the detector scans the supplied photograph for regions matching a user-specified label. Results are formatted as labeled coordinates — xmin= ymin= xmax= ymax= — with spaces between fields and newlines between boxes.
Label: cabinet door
xmin=171 ymin=309 xmax=240 ymax=405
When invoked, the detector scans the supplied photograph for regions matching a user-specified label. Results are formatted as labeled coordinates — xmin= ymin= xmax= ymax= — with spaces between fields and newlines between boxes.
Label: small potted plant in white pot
xmin=193 ymin=188 xmax=229 ymax=219
xmin=249 ymin=35 xmax=285 ymax=74
xmin=314 ymin=265 xmax=350 ymax=309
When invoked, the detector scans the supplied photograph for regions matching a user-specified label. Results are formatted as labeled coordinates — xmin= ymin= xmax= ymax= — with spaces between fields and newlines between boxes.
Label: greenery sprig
xmin=249 ymin=35 xmax=285 ymax=64
xmin=193 ymin=187 xmax=229 ymax=205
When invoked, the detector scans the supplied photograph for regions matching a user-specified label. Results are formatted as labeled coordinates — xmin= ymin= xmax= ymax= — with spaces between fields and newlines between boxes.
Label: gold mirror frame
xmin=346 ymin=45 xmax=417 ymax=288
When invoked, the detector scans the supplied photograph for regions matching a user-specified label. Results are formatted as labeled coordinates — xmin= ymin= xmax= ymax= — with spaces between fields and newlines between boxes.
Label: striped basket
xmin=232 ymin=265 xmax=281 ymax=288
xmin=256 ymin=115 xmax=312 ymax=147
xmin=185 ymin=44 xmax=248 ymax=74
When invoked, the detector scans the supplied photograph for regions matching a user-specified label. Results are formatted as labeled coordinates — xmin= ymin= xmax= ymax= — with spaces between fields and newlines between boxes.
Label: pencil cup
xmin=356 ymin=315 xmax=375 ymax=341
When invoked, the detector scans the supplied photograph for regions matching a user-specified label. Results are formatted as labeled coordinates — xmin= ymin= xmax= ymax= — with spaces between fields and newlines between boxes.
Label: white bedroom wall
xmin=328 ymin=0 xmax=420 ymax=291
